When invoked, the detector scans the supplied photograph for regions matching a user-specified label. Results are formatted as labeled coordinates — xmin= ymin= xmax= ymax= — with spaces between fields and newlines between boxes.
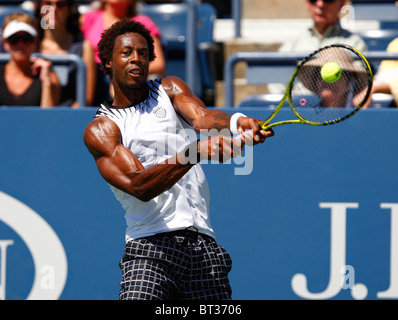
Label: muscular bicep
xmin=161 ymin=76 xmax=208 ymax=130
xmin=83 ymin=116 xmax=193 ymax=202
xmin=95 ymin=145 xmax=146 ymax=195
xmin=83 ymin=117 xmax=145 ymax=196
xmin=162 ymin=76 xmax=232 ymax=133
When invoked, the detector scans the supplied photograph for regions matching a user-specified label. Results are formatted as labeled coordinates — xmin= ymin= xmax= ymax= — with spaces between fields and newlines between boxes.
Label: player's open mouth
xmin=128 ymin=68 xmax=142 ymax=77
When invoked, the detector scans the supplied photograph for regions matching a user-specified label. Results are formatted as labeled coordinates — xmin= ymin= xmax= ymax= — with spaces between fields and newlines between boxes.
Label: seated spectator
xmin=80 ymin=0 xmax=166 ymax=104
xmin=269 ymin=0 xmax=368 ymax=94
xmin=365 ymin=38 xmax=398 ymax=108
xmin=280 ymin=0 xmax=368 ymax=52
xmin=35 ymin=0 xmax=97 ymax=107
xmin=0 ymin=12 xmax=60 ymax=107
xmin=298 ymin=49 xmax=369 ymax=108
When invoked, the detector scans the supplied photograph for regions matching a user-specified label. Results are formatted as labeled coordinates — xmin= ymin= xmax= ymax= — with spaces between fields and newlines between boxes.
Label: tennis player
xmin=83 ymin=19 xmax=274 ymax=300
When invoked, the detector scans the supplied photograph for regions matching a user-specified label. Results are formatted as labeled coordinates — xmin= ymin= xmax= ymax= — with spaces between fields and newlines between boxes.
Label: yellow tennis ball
xmin=320 ymin=62 xmax=342 ymax=83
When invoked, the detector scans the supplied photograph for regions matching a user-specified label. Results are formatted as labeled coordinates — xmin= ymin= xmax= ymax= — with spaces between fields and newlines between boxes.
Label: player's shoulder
xmin=84 ymin=115 xmax=118 ymax=135
xmin=83 ymin=116 xmax=120 ymax=151
xmin=161 ymin=75 xmax=186 ymax=87
xmin=160 ymin=75 xmax=192 ymax=98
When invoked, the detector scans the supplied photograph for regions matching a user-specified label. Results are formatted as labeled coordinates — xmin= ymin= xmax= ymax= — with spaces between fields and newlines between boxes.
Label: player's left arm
xmin=161 ymin=76 xmax=274 ymax=144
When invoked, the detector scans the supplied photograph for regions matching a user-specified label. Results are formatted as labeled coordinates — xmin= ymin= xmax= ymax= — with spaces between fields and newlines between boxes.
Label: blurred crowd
xmin=0 ymin=0 xmax=397 ymax=108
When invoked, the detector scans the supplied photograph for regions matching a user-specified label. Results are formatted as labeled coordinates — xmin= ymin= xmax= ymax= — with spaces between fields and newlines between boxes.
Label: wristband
xmin=230 ymin=112 xmax=246 ymax=136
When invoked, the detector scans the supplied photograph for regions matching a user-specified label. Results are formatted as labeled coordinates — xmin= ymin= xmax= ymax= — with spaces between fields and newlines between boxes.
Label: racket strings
xmin=290 ymin=46 xmax=371 ymax=124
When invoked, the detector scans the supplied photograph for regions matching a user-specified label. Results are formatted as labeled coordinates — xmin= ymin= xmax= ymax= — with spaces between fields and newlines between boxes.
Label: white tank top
xmin=95 ymin=79 xmax=214 ymax=241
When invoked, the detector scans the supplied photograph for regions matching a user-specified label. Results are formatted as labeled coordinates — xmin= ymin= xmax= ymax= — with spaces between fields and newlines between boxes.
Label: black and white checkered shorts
xmin=118 ymin=227 xmax=232 ymax=300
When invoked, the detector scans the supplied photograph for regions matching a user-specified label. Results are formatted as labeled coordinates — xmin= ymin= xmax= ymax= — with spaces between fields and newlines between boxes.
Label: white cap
xmin=2 ymin=20 xmax=38 ymax=39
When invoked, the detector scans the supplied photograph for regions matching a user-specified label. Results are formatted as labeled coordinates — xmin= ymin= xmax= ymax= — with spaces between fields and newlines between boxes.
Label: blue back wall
xmin=0 ymin=108 xmax=397 ymax=300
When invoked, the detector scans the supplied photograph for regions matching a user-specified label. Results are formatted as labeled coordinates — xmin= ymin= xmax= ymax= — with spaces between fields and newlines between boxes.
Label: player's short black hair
xmin=98 ymin=19 xmax=156 ymax=78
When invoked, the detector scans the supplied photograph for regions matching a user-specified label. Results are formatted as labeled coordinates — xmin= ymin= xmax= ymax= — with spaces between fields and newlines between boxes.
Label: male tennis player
xmin=83 ymin=19 xmax=274 ymax=300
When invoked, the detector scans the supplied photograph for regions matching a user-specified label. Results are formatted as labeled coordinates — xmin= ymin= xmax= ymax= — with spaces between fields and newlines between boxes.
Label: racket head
xmin=286 ymin=44 xmax=373 ymax=126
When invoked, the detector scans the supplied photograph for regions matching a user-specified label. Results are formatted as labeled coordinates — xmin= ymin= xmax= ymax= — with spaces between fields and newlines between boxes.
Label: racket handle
xmin=234 ymin=126 xmax=272 ymax=142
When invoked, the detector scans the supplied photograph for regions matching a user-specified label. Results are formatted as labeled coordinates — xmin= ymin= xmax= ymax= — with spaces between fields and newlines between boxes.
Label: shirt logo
xmin=153 ymin=106 xmax=166 ymax=118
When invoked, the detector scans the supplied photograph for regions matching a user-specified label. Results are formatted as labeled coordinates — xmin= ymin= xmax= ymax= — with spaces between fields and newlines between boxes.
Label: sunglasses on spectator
xmin=309 ymin=0 xmax=337 ymax=4
xmin=40 ymin=1 xmax=69 ymax=8
xmin=7 ymin=33 xmax=35 ymax=45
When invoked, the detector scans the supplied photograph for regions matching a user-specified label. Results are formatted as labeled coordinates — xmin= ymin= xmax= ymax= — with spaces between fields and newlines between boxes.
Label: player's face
xmin=108 ymin=32 xmax=149 ymax=90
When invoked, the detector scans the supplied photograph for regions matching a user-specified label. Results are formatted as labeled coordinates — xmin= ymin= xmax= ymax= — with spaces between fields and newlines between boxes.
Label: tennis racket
xmin=246 ymin=44 xmax=373 ymax=132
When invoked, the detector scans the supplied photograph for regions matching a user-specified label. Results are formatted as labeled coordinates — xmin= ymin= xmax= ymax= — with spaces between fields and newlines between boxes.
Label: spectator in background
xmin=269 ymin=0 xmax=368 ymax=94
xmin=365 ymin=38 xmax=398 ymax=108
xmin=298 ymin=48 xmax=369 ymax=108
xmin=143 ymin=0 xmax=231 ymax=19
xmin=35 ymin=0 xmax=97 ymax=107
xmin=280 ymin=0 xmax=368 ymax=52
xmin=80 ymin=0 xmax=166 ymax=104
xmin=0 ymin=12 xmax=60 ymax=107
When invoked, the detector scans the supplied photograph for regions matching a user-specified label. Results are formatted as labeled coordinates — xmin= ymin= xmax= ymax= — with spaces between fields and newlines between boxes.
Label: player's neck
xmin=112 ymin=83 xmax=149 ymax=107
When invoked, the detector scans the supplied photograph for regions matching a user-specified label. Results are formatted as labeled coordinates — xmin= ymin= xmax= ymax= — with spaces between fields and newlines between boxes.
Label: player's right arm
xmin=83 ymin=116 xmax=193 ymax=202
xmin=83 ymin=116 xmax=240 ymax=202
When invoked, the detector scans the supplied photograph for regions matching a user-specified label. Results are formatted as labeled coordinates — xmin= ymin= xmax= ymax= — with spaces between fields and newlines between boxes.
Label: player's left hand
xmin=237 ymin=117 xmax=274 ymax=145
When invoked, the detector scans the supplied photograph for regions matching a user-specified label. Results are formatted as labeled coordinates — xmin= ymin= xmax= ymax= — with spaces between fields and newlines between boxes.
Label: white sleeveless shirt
xmin=95 ymin=79 xmax=215 ymax=241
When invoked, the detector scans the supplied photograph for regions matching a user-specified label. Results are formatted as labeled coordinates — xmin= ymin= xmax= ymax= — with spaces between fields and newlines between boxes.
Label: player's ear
xmin=105 ymin=60 xmax=112 ymax=69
